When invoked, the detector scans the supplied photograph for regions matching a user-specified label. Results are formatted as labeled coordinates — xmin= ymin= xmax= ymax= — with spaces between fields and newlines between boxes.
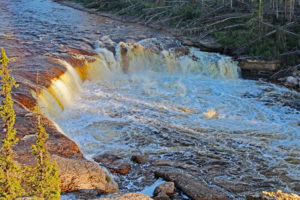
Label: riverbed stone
xmin=246 ymin=190 xmax=300 ymax=200
xmin=286 ymin=76 xmax=298 ymax=86
xmin=131 ymin=154 xmax=149 ymax=164
xmin=53 ymin=155 xmax=119 ymax=193
xmin=153 ymin=192 xmax=171 ymax=200
xmin=99 ymin=193 xmax=153 ymax=200
xmin=94 ymin=153 xmax=131 ymax=175
xmin=155 ymin=169 xmax=228 ymax=200
xmin=154 ymin=182 xmax=175 ymax=196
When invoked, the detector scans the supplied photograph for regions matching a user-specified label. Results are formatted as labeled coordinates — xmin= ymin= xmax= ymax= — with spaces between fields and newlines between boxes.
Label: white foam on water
xmin=49 ymin=38 xmax=299 ymax=195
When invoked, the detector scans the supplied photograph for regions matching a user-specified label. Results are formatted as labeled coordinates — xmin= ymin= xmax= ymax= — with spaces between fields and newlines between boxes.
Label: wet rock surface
xmin=155 ymin=170 xmax=227 ymax=200
xmin=93 ymin=153 xmax=131 ymax=175
xmin=99 ymin=192 xmax=153 ymax=200
xmin=154 ymin=192 xmax=171 ymax=200
xmin=115 ymin=155 xmax=230 ymax=199
xmin=131 ymin=155 xmax=150 ymax=164
xmin=1 ymin=0 xmax=300 ymax=199
xmin=154 ymin=182 xmax=175 ymax=196
xmin=153 ymin=182 xmax=175 ymax=200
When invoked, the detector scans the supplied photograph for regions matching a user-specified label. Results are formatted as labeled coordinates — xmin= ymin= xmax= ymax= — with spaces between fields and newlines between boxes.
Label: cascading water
xmin=1 ymin=0 xmax=298 ymax=197
xmin=39 ymin=38 xmax=299 ymax=198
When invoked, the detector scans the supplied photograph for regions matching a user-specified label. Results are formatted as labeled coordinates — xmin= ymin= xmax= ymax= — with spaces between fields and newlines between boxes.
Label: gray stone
xmin=154 ymin=192 xmax=171 ymax=200
xmin=286 ymin=76 xmax=298 ymax=86
xmin=154 ymin=182 xmax=175 ymax=196
xmin=131 ymin=155 xmax=149 ymax=164
xmin=155 ymin=169 xmax=228 ymax=200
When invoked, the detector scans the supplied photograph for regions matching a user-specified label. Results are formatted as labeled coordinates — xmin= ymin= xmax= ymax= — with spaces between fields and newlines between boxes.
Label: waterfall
xmin=35 ymin=38 xmax=240 ymax=117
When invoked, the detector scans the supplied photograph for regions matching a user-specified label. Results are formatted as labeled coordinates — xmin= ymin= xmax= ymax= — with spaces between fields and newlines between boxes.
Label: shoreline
xmin=1 ymin=0 xmax=299 ymax=198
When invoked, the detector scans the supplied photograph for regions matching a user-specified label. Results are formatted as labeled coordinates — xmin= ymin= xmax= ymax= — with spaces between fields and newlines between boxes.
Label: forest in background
xmin=74 ymin=0 xmax=300 ymax=68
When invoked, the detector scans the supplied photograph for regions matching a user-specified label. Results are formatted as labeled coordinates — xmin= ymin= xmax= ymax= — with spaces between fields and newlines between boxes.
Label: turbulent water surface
xmin=0 ymin=0 xmax=299 ymax=199
xmin=54 ymin=54 xmax=300 ymax=197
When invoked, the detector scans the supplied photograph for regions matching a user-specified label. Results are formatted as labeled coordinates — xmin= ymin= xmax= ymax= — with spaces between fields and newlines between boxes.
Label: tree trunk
xmin=155 ymin=0 xmax=165 ymax=6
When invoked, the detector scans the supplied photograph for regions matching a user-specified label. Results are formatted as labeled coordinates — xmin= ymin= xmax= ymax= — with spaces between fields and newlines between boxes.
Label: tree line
xmin=80 ymin=0 xmax=300 ymax=67
xmin=0 ymin=48 xmax=61 ymax=200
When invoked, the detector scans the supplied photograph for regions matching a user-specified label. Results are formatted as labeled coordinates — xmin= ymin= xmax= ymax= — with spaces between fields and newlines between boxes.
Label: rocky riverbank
xmin=1 ymin=0 xmax=299 ymax=199
xmin=0 ymin=49 xmax=120 ymax=195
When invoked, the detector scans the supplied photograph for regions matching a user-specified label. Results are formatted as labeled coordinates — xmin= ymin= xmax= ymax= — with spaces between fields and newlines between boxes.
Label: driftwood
xmin=270 ymin=64 xmax=300 ymax=80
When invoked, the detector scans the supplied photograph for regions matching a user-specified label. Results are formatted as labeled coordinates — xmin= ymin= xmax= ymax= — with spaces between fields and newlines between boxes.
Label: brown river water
xmin=1 ymin=0 xmax=300 ymax=199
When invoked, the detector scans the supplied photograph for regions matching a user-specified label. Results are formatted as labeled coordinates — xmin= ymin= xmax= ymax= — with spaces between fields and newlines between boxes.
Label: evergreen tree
xmin=29 ymin=123 xmax=61 ymax=199
xmin=29 ymin=73 xmax=61 ymax=199
xmin=0 ymin=47 xmax=24 ymax=199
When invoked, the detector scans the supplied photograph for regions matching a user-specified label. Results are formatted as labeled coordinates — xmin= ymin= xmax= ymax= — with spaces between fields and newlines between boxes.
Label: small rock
xmin=153 ymin=192 xmax=171 ymax=200
xmin=131 ymin=155 xmax=149 ymax=164
xmin=154 ymin=182 xmax=175 ymax=196
xmin=246 ymin=190 xmax=300 ymax=200
xmin=286 ymin=76 xmax=298 ymax=86
xmin=110 ymin=161 xmax=131 ymax=175
xmin=94 ymin=153 xmax=121 ymax=163
xmin=93 ymin=153 xmax=131 ymax=175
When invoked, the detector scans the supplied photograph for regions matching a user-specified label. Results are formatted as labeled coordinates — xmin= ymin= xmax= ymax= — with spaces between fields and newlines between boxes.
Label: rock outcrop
xmin=238 ymin=59 xmax=280 ymax=78
xmin=0 ymin=48 xmax=119 ymax=194
xmin=246 ymin=190 xmax=300 ymax=200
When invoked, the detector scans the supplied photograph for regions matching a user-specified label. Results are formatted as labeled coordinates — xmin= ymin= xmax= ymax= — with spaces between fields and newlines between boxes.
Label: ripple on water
xmin=54 ymin=71 xmax=300 ymax=197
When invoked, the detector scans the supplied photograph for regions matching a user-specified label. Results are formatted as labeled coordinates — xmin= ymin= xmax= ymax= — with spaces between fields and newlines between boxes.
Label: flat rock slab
xmin=155 ymin=170 xmax=228 ymax=200
xmin=99 ymin=193 xmax=153 ymax=200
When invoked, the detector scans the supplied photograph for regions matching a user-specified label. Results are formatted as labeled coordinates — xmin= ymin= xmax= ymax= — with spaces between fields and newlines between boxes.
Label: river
xmin=0 ymin=0 xmax=299 ymax=199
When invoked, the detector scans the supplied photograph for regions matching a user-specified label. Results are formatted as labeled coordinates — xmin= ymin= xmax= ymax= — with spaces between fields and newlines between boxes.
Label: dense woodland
xmin=77 ymin=0 xmax=300 ymax=67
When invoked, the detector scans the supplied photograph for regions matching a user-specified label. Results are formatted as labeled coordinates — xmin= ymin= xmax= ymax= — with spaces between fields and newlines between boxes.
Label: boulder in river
xmin=100 ymin=193 xmax=153 ymax=200
xmin=155 ymin=169 xmax=228 ymax=200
